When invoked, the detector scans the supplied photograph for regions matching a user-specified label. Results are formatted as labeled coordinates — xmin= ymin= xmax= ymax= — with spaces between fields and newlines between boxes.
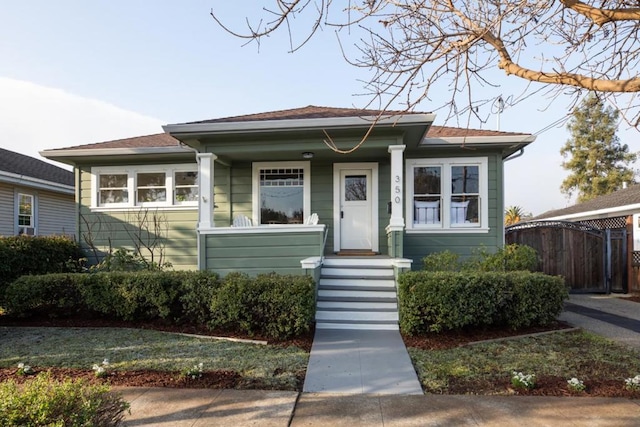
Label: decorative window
xmin=17 ymin=193 xmax=35 ymax=235
xmin=91 ymin=165 xmax=197 ymax=209
xmin=252 ymin=161 xmax=311 ymax=225
xmin=406 ymin=157 xmax=488 ymax=231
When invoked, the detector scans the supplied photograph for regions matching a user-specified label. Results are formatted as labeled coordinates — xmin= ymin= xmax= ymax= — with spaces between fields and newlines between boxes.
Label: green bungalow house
xmin=41 ymin=106 xmax=535 ymax=329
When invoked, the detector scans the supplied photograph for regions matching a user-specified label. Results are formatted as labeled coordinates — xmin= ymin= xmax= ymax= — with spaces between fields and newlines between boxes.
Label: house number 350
xmin=394 ymin=175 xmax=401 ymax=203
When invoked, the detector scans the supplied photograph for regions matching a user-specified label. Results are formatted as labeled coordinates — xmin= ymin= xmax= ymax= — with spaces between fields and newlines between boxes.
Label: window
xmin=174 ymin=171 xmax=198 ymax=204
xmin=406 ymin=157 xmax=488 ymax=231
xmin=252 ymin=161 xmax=311 ymax=225
xmin=91 ymin=165 xmax=197 ymax=209
xmin=17 ymin=193 xmax=35 ymax=235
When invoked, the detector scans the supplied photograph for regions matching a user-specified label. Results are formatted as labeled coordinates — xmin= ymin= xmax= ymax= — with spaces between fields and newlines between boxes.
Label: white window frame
xmin=91 ymin=164 xmax=198 ymax=210
xmin=16 ymin=192 xmax=36 ymax=235
xmin=405 ymin=157 xmax=489 ymax=233
xmin=252 ymin=161 xmax=311 ymax=225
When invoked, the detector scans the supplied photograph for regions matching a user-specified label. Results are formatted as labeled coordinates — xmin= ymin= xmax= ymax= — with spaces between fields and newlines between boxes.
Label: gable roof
xmin=0 ymin=148 xmax=73 ymax=187
xmin=535 ymin=184 xmax=640 ymax=220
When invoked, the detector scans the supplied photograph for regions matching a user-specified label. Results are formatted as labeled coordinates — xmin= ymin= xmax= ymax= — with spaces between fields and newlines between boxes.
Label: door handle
xmin=341 ymin=211 xmax=344 ymax=219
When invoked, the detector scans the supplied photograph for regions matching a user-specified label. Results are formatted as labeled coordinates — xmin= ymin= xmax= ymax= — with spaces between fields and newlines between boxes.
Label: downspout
xmin=504 ymin=148 xmax=524 ymax=161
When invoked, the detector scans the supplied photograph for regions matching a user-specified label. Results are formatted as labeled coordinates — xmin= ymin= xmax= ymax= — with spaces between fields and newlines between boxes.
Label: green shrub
xmin=398 ymin=270 xmax=567 ymax=335
xmin=4 ymin=270 xmax=314 ymax=339
xmin=470 ymin=244 xmax=539 ymax=272
xmin=0 ymin=372 xmax=129 ymax=426
xmin=422 ymin=250 xmax=461 ymax=271
xmin=0 ymin=236 xmax=84 ymax=304
xmin=3 ymin=274 xmax=83 ymax=318
xmin=178 ymin=271 xmax=221 ymax=325
xmin=210 ymin=272 xmax=315 ymax=339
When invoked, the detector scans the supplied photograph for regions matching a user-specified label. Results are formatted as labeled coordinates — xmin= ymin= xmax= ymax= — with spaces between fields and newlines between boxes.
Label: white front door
xmin=334 ymin=164 xmax=379 ymax=251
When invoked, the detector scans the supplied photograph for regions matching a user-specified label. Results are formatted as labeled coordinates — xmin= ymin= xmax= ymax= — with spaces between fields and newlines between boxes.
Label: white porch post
xmin=388 ymin=145 xmax=406 ymax=230
xmin=197 ymin=152 xmax=216 ymax=229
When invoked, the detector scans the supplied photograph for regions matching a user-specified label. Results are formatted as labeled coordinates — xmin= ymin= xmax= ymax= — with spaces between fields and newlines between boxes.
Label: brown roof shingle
xmin=180 ymin=105 xmax=426 ymax=124
xmin=47 ymin=133 xmax=180 ymax=151
xmin=427 ymin=125 xmax=529 ymax=138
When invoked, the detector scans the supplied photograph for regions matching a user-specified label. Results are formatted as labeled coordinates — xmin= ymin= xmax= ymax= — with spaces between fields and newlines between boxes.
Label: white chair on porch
xmin=305 ymin=213 xmax=319 ymax=225
xmin=232 ymin=215 xmax=253 ymax=227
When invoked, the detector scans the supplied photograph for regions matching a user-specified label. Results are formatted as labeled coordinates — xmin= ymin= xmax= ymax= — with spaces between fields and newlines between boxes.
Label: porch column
xmin=197 ymin=152 xmax=216 ymax=229
xmin=387 ymin=145 xmax=406 ymax=230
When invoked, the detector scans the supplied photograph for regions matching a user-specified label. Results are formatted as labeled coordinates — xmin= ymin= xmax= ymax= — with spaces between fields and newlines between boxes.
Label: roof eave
xmin=40 ymin=146 xmax=194 ymax=165
xmin=163 ymin=114 xmax=437 ymax=136
xmin=421 ymin=135 xmax=536 ymax=146
xmin=542 ymin=204 xmax=640 ymax=221
xmin=0 ymin=170 xmax=74 ymax=195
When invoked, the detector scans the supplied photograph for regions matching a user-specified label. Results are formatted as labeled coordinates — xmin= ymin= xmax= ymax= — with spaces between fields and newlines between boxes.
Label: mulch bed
xmin=1 ymin=315 xmax=638 ymax=397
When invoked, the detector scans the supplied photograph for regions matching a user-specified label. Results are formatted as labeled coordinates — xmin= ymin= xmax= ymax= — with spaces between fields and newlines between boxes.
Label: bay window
xmin=406 ymin=157 xmax=488 ymax=231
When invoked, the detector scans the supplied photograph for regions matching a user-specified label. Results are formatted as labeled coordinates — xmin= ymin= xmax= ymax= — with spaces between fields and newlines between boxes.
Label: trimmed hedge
xmin=422 ymin=244 xmax=539 ymax=272
xmin=0 ymin=236 xmax=84 ymax=303
xmin=398 ymin=270 xmax=568 ymax=335
xmin=0 ymin=373 xmax=129 ymax=427
xmin=4 ymin=270 xmax=314 ymax=340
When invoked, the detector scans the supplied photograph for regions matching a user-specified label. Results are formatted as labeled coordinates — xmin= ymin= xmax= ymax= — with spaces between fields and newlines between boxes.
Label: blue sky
xmin=1 ymin=1 xmax=638 ymax=215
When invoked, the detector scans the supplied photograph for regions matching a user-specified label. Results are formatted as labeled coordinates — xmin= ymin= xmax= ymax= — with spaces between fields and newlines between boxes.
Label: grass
xmin=0 ymin=326 xmax=308 ymax=390
xmin=408 ymin=330 xmax=640 ymax=394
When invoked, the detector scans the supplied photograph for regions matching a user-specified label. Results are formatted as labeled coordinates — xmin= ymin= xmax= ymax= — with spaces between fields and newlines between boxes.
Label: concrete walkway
xmin=115 ymin=295 xmax=640 ymax=426
xmin=302 ymin=329 xmax=423 ymax=394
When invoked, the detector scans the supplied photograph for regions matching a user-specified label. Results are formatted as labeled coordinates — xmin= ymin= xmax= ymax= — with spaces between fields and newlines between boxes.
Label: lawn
xmin=408 ymin=329 xmax=640 ymax=396
xmin=0 ymin=326 xmax=308 ymax=390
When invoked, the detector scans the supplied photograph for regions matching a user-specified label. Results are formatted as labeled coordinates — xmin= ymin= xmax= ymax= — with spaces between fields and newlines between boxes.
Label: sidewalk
xmin=118 ymin=387 xmax=640 ymax=426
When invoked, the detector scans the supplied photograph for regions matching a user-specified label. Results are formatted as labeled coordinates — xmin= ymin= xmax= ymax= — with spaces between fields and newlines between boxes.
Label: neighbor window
xmin=92 ymin=165 xmax=197 ymax=209
xmin=406 ymin=158 xmax=487 ymax=231
xmin=17 ymin=193 xmax=35 ymax=235
xmin=252 ymin=162 xmax=311 ymax=225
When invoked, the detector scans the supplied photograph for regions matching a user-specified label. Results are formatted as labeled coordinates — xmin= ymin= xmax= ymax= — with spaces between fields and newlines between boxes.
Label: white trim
xmin=421 ymin=135 xmax=536 ymax=146
xmin=542 ymin=203 xmax=640 ymax=221
xmin=405 ymin=228 xmax=490 ymax=234
xmin=197 ymin=153 xmax=216 ymax=229
xmin=388 ymin=145 xmax=406 ymax=229
xmin=391 ymin=258 xmax=413 ymax=270
xmin=164 ymin=114 xmax=436 ymax=136
xmin=333 ymin=163 xmax=379 ymax=252
xmin=41 ymin=146 xmax=193 ymax=159
xmin=89 ymin=206 xmax=198 ymax=213
xmin=405 ymin=157 xmax=489 ymax=231
xmin=301 ymin=256 xmax=323 ymax=269
xmin=252 ymin=161 xmax=311 ymax=225
xmin=90 ymin=163 xmax=197 ymax=209
xmin=199 ymin=224 xmax=325 ymax=235
xmin=0 ymin=170 xmax=74 ymax=195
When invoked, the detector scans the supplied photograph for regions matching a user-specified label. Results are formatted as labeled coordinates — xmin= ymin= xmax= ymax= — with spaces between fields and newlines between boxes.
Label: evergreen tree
xmin=560 ymin=95 xmax=637 ymax=203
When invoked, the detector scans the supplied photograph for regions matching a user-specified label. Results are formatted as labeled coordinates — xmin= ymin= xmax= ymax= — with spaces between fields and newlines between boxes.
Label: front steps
xmin=315 ymin=257 xmax=399 ymax=330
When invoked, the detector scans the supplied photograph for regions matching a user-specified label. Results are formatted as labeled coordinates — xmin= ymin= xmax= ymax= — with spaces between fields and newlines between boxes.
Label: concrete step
xmin=315 ymin=321 xmax=399 ymax=331
xmin=316 ymin=310 xmax=399 ymax=322
xmin=319 ymin=279 xmax=395 ymax=291
xmin=317 ymin=289 xmax=397 ymax=301
xmin=316 ymin=301 xmax=398 ymax=311
xmin=322 ymin=258 xmax=394 ymax=268
xmin=320 ymin=267 xmax=394 ymax=278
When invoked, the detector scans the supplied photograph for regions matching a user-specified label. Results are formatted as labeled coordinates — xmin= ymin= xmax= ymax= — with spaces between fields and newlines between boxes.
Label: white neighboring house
xmin=0 ymin=148 xmax=75 ymax=237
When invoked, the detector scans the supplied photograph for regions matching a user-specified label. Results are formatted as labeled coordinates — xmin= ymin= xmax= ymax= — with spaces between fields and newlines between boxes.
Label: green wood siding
xmin=402 ymin=152 xmax=504 ymax=267
xmin=204 ymin=229 xmax=325 ymax=276
xmin=78 ymin=167 xmax=198 ymax=270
